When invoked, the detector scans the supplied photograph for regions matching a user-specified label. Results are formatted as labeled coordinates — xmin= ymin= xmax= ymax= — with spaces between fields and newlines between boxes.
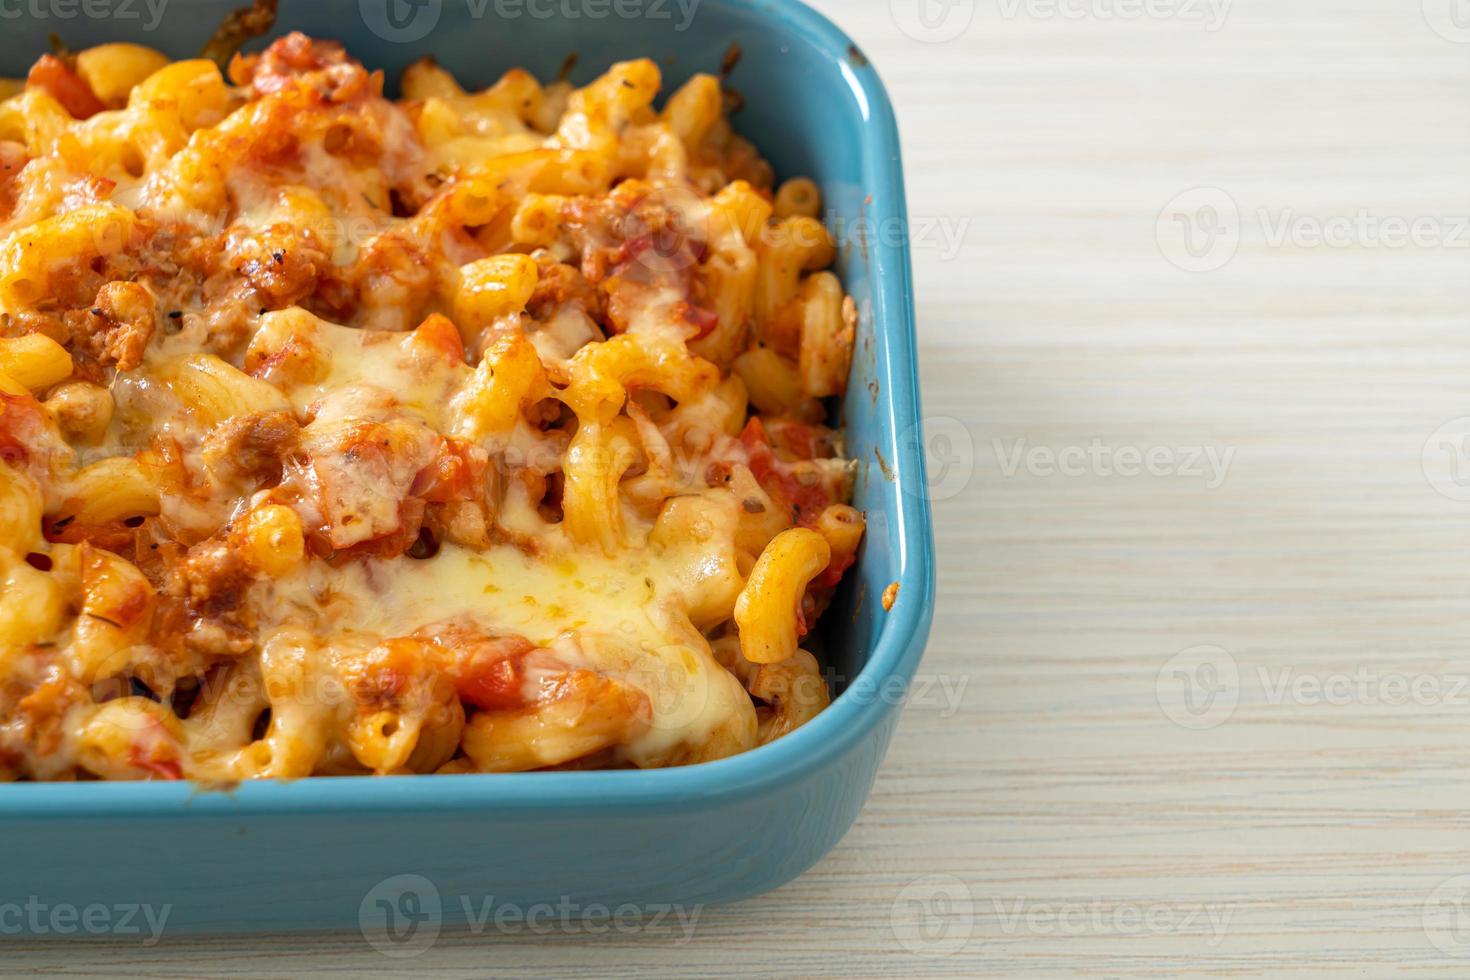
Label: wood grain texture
xmin=8 ymin=0 xmax=1470 ymax=974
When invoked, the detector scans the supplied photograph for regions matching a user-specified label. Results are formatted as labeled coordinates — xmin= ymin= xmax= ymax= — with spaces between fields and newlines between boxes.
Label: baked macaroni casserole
xmin=0 ymin=34 xmax=861 ymax=779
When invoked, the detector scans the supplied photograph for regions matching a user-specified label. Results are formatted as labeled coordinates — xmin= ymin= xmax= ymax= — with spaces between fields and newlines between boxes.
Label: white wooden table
xmin=11 ymin=0 xmax=1470 ymax=974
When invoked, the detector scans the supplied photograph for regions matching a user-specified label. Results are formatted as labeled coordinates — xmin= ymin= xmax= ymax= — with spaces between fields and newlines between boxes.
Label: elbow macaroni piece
xmin=240 ymin=504 xmax=306 ymax=577
xmin=59 ymin=457 xmax=161 ymax=526
xmin=454 ymin=254 xmax=539 ymax=336
xmin=44 ymin=381 xmax=114 ymax=444
xmin=0 ymin=464 xmax=45 ymax=553
xmin=157 ymin=354 xmax=291 ymax=427
xmin=0 ymin=334 xmax=73 ymax=392
xmin=773 ymin=177 xmax=821 ymax=220
xmin=734 ymin=528 xmax=832 ymax=666
xmin=75 ymin=44 xmax=171 ymax=107
xmin=0 ymin=34 xmax=863 ymax=780
xmin=0 ymin=204 xmax=136 ymax=309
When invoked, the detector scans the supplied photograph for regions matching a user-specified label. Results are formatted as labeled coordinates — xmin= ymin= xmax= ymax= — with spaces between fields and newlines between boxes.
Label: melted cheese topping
xmin=262 ymin=541 xmax=751 ymax=765
xmin=0 ymin=35 xmax=859 ymax=781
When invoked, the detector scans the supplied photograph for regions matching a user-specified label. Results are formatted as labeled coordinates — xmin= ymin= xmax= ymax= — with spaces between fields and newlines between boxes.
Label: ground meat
xmin=299 ymin=414 xmax=440 ymax=551
xmin=200 ymin=409 xmax=301 ymax=486
xmin=161 ymin=535 xmax=256 ymax=654
xmin=173 ymin=537 xmax=254 ymax=621
xmin=339 ymin=232 xmax=436 ymax=331
xmin=92 ymin=281 xmax=158 ymax=372
xmin=226 ymin=223 xmax=333 ymax=310
xmin=3 ymin=282 xmax=158 ymax=378
xmin=183 ymin=618 xmax=255 ymax=657
xmin=232 ymin=32 xmax=369 ymax=103
xmin=527 ymin=260 xmax=603 ymax=322
xmin=6 ymin=668 xmax=81 ymax=765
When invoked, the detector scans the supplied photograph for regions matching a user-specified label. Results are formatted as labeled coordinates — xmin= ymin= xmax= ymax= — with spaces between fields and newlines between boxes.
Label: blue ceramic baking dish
xmin=0 ymin=0 xmax=933 ymax=936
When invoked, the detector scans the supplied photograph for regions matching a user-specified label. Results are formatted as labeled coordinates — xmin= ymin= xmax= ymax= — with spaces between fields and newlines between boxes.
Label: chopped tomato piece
xmin=811 ymin=548 xmax=856 ymax=591
xmin=739 ymin=418 xmax=833 ymax=525
xmin=452 ymin=635 xmax=534 ymax=712
xmin=411 ymin=438 xmax=488 ymax=504
xmin=677 ymin=300 xmax=719 ymax=340
xmin=410 ymin=313 xmax=465 ymax=363
xmin=129 ymin=748 xmax=183 ymax=781
xmin=0 ymin=391 xmax=46 ymax=466
xmin=26 ymin=55 xmax=104 ymax=120
xmin=128 ymin=719 xmax=183 ymax=780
